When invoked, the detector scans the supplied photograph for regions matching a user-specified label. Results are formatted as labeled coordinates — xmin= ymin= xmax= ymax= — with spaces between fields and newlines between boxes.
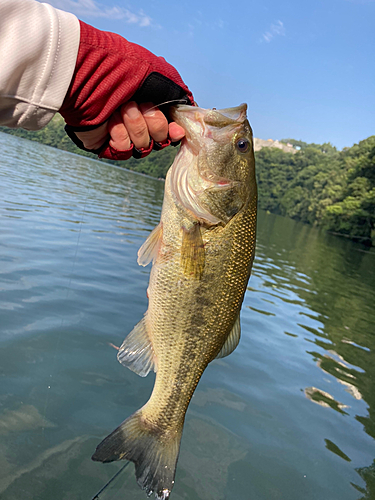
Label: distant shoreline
xmin=1 ymin=117 xmax=374 ymax=246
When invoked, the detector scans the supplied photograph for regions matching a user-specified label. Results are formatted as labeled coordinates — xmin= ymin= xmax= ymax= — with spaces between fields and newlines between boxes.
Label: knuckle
xmin=110 ymin=124 xmax=129 ymax=141
xmin=115 ymin=125 xmax=130 ymax=141
xmin=145 ymin=113 xmax=168 ymax=141
xmin=130 ymin=121 xmax=148 ymax=138
xmin=150 ymin=115 xmax=168 ymax=129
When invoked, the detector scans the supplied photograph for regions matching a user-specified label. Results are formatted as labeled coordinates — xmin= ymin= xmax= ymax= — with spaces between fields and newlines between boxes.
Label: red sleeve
xmin=60 ymin=21 xmax=194 ymax=128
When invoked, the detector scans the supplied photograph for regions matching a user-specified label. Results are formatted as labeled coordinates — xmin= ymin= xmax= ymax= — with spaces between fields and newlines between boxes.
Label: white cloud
xmin=261 ymin=20 xmax=285 ymax=43
xmin=44 ymin=0 xmax=153 ymax=27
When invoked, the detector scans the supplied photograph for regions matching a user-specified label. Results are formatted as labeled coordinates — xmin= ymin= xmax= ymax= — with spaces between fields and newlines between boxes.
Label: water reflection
xmin=353 ymin=460 xmax=375 ymax=500
xmin=0 ymin=132 xmax=374 ymax=499
xmin=304 ymin=387 xmax=349 ymax=415
xmin=252 ymin=210 xmax=375 ymax=496
xmin=325 ymin=439 xmax=351 ymax=462
xmin=0 ymin=405 xmax=55 ymax=435
xmin=253 ymin=211 xmax=374 ymax=416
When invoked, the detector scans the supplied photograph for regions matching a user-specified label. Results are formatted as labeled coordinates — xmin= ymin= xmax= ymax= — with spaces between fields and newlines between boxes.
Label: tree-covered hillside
xmin=257 ymin=136 xmax=375 ymax=244
xmin=1 ymin=115 xmax=374 ymax=245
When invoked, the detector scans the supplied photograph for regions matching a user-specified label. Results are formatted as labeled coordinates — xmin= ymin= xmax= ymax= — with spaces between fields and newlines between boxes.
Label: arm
xmin=0 ymin=0 xmax=193 ymax=160
xmin=60 ymin=20 xmax=194 ymax=160
xmin=0 ymin=0 xmax=79 ymax=130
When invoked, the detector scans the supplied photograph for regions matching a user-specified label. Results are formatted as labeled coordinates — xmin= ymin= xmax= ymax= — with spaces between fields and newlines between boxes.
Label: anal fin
xmin=215 ymin=313 xmax=241 ymax=359
xmin=180 ymin=223 xmax=205 ymax=280
xmin=117 ymin=316 xmax=156 ymax=377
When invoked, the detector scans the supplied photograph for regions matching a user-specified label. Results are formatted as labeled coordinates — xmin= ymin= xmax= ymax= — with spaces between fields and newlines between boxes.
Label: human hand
xmin=60 ymin=20 xmax=193 ymax=160
xmin=74 ymin=102 xmax=185 ymax=152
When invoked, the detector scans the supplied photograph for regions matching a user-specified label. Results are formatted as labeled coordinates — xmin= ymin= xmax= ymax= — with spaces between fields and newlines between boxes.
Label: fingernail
xmin=140 ymin=103 xmax=156 ymax=117
xmin=143 ymin=108 xmax=156 ymax=117
xmin=125 ymin=104 xmax=140 ymax=120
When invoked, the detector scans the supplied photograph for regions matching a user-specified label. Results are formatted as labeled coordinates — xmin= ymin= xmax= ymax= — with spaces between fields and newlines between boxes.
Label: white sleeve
xmin=0 ymin=0 xmax=80 ymax=130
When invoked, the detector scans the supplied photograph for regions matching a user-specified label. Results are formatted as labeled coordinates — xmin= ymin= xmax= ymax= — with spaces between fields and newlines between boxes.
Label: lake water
xmin=0 ymin=131 xmax=374 ymax=500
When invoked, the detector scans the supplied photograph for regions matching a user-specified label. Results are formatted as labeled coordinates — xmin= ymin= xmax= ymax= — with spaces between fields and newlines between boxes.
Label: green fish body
xmin=92 ymin=104 xmax=257 ymax=500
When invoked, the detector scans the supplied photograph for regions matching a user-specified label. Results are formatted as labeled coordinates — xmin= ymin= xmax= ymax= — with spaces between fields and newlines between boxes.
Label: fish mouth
xmin=203 ymin=104 xmax=247 ymax=127
xmin=170 ymin=103 xmax=247 ymax=130
xmin=170 ymin=104 xmax=248 ymax=156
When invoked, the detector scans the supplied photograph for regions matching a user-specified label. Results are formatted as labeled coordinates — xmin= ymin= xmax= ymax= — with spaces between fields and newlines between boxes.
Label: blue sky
xmin=47 ymin=0 xmax=374 ymax=149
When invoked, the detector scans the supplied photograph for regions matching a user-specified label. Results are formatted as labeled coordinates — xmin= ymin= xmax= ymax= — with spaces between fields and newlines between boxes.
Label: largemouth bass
xmin=92 ymin=104 xmax=257 ymax=499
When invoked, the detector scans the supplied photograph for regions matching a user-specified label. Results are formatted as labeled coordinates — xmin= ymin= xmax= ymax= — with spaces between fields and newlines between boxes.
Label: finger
xmin=108 ymin=110 xmax=131 ymax=150
xmin=122 ymin=102 xmax=150 ymax=150
xmin=168 ymin=122 xmax=186 ymax=142
xmin=75 ymin=122 xmax=108 ymax=150
xmin=139 ymin=103 xmax=169 ymax=144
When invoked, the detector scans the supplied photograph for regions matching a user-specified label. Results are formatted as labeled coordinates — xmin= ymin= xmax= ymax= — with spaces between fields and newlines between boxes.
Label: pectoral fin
xmin=117 ymin=316 xmax=156 ymax=377
xmin=137 ymin=223 xmax=163 ymax=267
xmin=180 ymin=223 xmax=205 ymax=280
xmin=215 ymin=314 xmax=241 ymax=359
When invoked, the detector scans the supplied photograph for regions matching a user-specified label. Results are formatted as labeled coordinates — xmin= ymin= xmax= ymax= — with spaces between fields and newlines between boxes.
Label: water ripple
xmin=1 ymin=132 xmax=375 ymax=500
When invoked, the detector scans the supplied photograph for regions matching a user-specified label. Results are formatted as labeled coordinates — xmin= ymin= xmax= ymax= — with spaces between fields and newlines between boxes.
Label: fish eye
xmin=236 ymin=138 xmax=250 ymax=153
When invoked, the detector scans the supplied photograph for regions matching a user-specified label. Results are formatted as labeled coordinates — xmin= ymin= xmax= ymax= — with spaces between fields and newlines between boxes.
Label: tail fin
xmin=92 ymin=410 xmax=182 ymax=500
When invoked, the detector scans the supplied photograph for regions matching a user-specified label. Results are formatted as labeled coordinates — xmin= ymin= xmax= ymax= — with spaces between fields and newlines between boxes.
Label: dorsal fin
xmin=137 ymin=223 xmax=163 ymax=267
xmin=215 ymin=313 xmax=241 ymax=359
xmin=117 ymin=316 xmax=156 ymax=377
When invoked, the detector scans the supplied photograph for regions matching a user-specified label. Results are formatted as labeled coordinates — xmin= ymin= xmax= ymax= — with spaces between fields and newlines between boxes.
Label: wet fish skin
xmin=92 ymin=104 xmax=257 ymax=499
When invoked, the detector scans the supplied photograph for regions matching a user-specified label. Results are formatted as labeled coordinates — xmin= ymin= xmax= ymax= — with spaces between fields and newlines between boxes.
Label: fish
xmin=92 ymin=103 xmax=257 ymax=499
